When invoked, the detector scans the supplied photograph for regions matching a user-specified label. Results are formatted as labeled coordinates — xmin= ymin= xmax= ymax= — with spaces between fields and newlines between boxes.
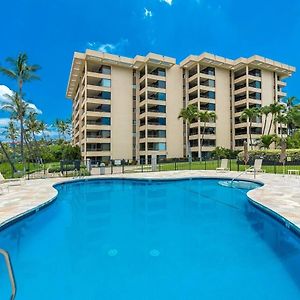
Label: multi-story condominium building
xmin=66 ymin=50 xmax=295 ymax=163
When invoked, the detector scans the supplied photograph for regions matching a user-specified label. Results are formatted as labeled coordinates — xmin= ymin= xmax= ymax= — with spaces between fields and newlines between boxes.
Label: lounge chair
xmin=216 ymin=159 xmax=229 ymax=172
xmin=0 ymin=172 xmax=24 ymax=188
xmin=246 ymin=159 xmax=265 ymax=173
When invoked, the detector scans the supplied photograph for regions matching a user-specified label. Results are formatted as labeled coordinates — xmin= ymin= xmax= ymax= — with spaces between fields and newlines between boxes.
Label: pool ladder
xmin=0 ymin=249 xmax=16 ymax=299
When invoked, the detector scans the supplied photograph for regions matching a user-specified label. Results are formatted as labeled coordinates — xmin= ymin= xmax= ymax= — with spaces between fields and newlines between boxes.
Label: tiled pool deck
xmin=0 ymin=170 xmax=300 ymax=229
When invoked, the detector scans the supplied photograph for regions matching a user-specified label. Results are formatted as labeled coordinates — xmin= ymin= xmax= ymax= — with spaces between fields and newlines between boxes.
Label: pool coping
xmin=0 ymin=171 xmax=300 ymax=235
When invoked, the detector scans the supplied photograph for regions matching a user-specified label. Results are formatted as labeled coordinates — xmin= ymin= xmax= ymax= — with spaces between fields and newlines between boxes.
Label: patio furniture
xmin=0 ymin=172 xmax=24 ymax=187
xmin=246 ymin=159 xmax=265 ymax=174
xmin=216 ymin=159 xmax=229 ymax=172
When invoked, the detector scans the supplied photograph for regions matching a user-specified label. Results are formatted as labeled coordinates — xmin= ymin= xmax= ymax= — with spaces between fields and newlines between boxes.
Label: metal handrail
xmin=0 ymin=249 xmax=16 ymax=300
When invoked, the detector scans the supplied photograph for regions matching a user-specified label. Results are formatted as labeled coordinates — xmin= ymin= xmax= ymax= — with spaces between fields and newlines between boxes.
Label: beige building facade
xmin=67 ymin=50 xmax=295 ymax=163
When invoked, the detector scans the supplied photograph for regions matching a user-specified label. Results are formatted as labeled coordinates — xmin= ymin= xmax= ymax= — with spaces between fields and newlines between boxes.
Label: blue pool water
xmin=0 ymin=178 xmax=300 ymax=299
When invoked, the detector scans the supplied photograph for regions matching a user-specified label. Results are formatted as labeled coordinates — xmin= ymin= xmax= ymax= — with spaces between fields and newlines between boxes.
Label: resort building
xmin=66 ymin=50 xmax=295 ymax=163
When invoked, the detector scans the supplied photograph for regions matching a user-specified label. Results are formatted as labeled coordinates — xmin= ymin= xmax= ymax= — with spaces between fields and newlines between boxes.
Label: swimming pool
xmin=0 ymin=178 xmax=300 ymax=299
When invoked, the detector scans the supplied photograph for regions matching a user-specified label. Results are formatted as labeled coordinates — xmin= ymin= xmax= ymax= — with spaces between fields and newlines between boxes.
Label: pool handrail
xmin=0 ymin=248 xmax=16 ymax=300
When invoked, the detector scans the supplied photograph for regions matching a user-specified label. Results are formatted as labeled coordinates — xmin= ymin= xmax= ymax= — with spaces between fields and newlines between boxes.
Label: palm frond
xmin=0 ymin=66 xmax=17 ymax=79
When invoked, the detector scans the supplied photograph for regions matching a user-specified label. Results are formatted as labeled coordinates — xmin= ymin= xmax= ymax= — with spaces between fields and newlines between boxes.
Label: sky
xmin=0 ymin=0 xmax=300 ymax=133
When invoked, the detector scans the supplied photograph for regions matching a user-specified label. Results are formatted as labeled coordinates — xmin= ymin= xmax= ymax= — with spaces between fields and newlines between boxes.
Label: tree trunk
xmin=20 ymin=117 xmax=25 ymax=174
xmin=267 ymin=115 xmax=274 ymax=135
xmin=262 ymin=114 xmax=268 ymax=135
xmin=200 ymin=122 xmax=206 ymax=161
xmin=0 ymin=141 xmax=17 ymax=174
xmin=249 ymin=121 xmax=253 ymax=150
xmin=187 ymin=124 xmax=192 ymax=162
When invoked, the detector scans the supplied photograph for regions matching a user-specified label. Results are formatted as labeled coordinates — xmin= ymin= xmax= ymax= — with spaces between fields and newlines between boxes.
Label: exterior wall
xmin=261 ymin=69 xmax=276 ymax=135
xmin=67 ymin=51 xmax=295 ymax=161
xmin=111 ymin=66 xmax=133 ymax=159
xmin=215 ymin=68 xmax=231 ymax=149
xmin=166 ymin=65 xmax=184 ymax=158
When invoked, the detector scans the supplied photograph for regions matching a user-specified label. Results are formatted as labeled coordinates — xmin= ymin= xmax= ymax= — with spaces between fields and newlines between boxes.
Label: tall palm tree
xmin=25 ymin=112 xmax=41 ymax=143
xmin=286 ymin=96 xmax=297 ymax=111
xmin=267 ymin=103 xmax=285 ymax=135
xmin=198 ymin=111 xmax=217 ymax=160
xmin=240 ymin=107 xmax=260 ymax=150
xmin=6 ymin=120 xmax=18 ymax=147
xmin=0 ymin=53 xmax=40 ymax=96
xmin=39 ymin=121 xmax=47 ymax=141
xmin=178 ymin=104 xmax=198 ymax=160
xmin=25 ymin=112 xmax=43 ymax=162
xmin=260 ymin=106 xmax=271 ymax=135
xmin=274 ymin=113 xmax=288 ymax=139
xmin=0 ymin=53 xmax=40 ymax=172
xmin=1 ymin=92 xmax=28 ymax=172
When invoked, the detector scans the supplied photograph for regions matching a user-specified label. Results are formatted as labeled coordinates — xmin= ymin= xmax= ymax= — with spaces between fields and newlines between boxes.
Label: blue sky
xmin=0 ymin=0 xmax=300 ymax=131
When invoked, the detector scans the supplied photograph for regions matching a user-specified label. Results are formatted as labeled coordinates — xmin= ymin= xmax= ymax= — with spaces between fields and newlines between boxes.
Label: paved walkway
xmin=0 ymin=171 xmax=300 ymax=229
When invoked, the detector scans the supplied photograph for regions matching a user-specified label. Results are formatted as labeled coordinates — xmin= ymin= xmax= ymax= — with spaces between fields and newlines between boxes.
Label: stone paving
xmin=0 ymin=170 xmax=300 ymax=229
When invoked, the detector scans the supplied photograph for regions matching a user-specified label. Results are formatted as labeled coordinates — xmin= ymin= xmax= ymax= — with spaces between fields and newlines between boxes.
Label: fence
xmin=90 ymin=157 xmax=300 ymax=176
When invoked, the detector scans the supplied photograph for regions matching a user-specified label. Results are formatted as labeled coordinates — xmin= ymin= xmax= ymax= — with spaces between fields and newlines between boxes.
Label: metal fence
xmin=89 ymin=157 xmax=300 ymax=176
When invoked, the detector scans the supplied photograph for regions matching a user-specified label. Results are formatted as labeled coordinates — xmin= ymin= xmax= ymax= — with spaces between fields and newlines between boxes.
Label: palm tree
xmin=178 ymin=105 xmax=198 ymax=160
xmin=0 ymin=53 xmax=40 ymax=172
xmin=54 ymin=119 xmax=71 ymax=140
xmin=198 ymin=111 xmax=217 ymax=160
xmin=25 ymin=112 xmax=41 ymax=143
xmin=240 ymin=107 xmax=260 ymax=150
xmin=6 ymin=120 xmax=18 ymax=147
xmin=0 ymin=139 xmax=17 ymax=174
xmin=259 ymin=135 xmax=276 ymax=149
xmin=0 ymin=53 xmax=40 ymax=96
xmin=267 ymin=103 xmax=285 ymax=135
xmin=260 ymin=106 xmax=271 ymax=135
xmin=274 ymin=113 xmax=288 ymax=139
xmin=39 ymin=121 xmax=47 ymax=141
xmin=1 ymin=92 xmax=28 ymax=173
xmin=286 ymin=96 xmax=297 ymax=111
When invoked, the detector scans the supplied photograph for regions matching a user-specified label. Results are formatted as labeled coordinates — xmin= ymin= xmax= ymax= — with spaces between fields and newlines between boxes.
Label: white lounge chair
xmin=0 ymin=172 xmax=24 ymax=188
xmin=246 ymin=159 xmax=265 ymax=173
xmin=216 ymin=159 xmax=229 ymax=172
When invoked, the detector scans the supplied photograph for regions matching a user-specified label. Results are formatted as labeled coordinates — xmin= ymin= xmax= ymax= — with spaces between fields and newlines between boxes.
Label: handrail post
xmin=0 ymin=249 xmax=16 ymax=300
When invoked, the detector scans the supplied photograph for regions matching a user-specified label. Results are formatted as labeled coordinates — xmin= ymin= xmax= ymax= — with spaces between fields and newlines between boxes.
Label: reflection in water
xmin=245 ymin=202 xmax=300 ymax=291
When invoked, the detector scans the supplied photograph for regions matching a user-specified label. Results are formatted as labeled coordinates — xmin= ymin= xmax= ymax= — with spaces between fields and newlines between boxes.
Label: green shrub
xmin=238 ymin=149 xmax=300 ymax=162
xmin=62 ymin=145 xmax=81 ymax=161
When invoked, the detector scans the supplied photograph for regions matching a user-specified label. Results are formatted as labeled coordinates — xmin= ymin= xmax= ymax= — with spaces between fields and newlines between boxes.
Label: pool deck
xmin=0 ymin=170 xmax=300 ymax=229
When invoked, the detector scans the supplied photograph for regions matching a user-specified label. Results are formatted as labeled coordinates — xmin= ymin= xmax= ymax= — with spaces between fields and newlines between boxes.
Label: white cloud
xmin=160 ymin=0 xmax=173 ymax=5
xmin=0 ymin=118 xmax=11 ymax=128
xmin=144 ymin=8 xmax=153 ymax=18
xmin=0 ymin=85 xmax=42 ymax=114
xmin=87 ymin=38 xmax=129 ymax=54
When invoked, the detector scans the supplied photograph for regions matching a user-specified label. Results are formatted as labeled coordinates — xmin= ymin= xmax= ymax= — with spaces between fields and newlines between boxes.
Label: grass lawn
xmin=157 ymin=160 xmax=300 ymax=175
xmin=0 ymin=162 xmax=61 ymax=179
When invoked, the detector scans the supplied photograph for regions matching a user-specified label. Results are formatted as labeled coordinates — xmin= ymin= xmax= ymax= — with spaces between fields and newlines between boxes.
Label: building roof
xmin=180 ymin=52 xmax=295 ymax=76
xmin=66 ymin=50 xmax=176 ymax=99
xmin=66 ymin=50 xmax=296 ymax=99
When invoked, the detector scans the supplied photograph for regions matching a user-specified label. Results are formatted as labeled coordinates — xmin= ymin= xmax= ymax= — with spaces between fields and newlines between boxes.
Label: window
xmin=200 ymin=67 xmax=215 ymax=76
xmin=235 ymin=139 xmax=246 ymax=147
xmin=235 ymin=128 xmax=247 ymax=135
xmin=249 ymin=69 xmax=261 ymax=77
xmin=249 ymin=81 xmax=261 ymax=89
xmin=100 ymin=65 xmax=111 ymax=75
xmin=100 ymin=117 xmax=111 ymax=125
xmin=200 ymin=91 xmax=215 ymax=99
xmin=200 ymin=103 xmax=215 ymax=111
xmin=100 ymin=78 xmax=111 ymax=88
xmin=98 ymin=91 xmax=111 ymax=100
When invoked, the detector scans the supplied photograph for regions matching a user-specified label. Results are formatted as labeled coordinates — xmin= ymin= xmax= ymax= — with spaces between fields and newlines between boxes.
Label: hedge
xmin=238 ymin=149 xmax=300 ymax=162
